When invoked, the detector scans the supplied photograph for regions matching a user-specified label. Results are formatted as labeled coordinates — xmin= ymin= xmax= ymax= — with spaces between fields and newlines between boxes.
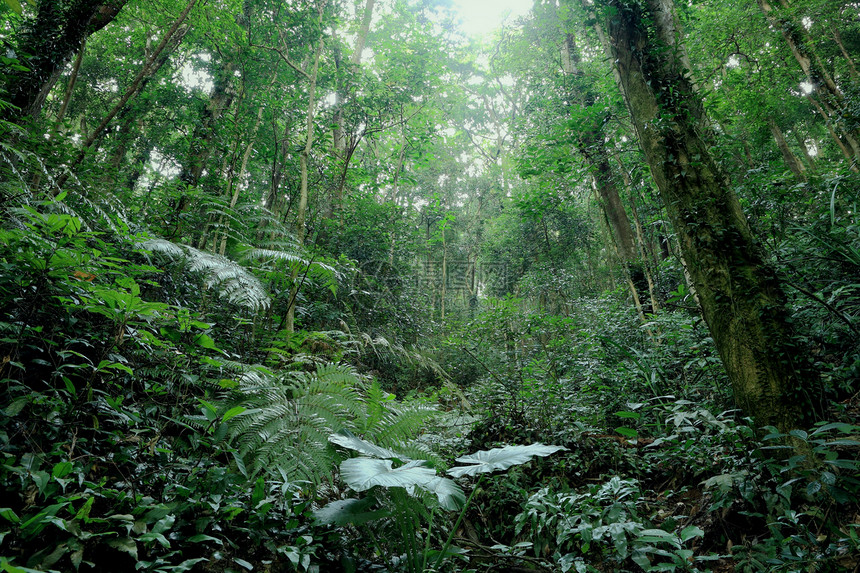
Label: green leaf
xmin=679 ymin=525 xmax=704 ymax=542
xmin=339 ymin=458 xmax=464 ymax=508
xmin=187 ymin=534 xmax=222 ymax=545
xmin=0 ymin=508 xmax=20 ymax=523
xmin=313 ymin=497 xmax=391 ymax=526
xmin=789 ymin=429 xmax=808 ymax=441
xmin=138 ymin=531 xmax=170 ymax=548
xmin=3 ymin=0 xmax=22 ymax=15
xmin=615 ymin=427 xmax=638 ymax=438
xmin=637 ymin=528 xmax=680 ymax=549
xmin=615 ymin=411 xmax=641 ymax=419
xmin=420 ymin=475 xmax=466 ymax=510
xmin=1 ymin=557 xmax=46 ymax=573
xmin=151 ymin=514 xmax=175 ymax=535
xmin=447 ymin=444 xmax=567 ymax=478
xmin=221 ymin=406 xmax=246 ymax=422
xmin=194 ymin=333 xmax=218 ymax=350
xmin=811 ymin=422 xmax=854 ymax=435
xmin=250 ymin=477 xmax=265 ymax=507
xmin=168 ymin=558 xmax=207 ymax=571
xmin=341 ymin=458 xmax=434 ymax=491
xmin=74 ymin=497 xmax=94 ymax=522
xmin=329 ymin=429 xmax=411 ymax=461
xmin=106 ymin=537 xmax=138 ymax=560
xmin=5 ymin=397 xmax=28 ymax=416
xmin=52 ymin=461 xmax=74 ymax=479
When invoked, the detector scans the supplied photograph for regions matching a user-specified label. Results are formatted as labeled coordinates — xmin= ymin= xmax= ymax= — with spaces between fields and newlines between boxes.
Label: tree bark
xmin=179 ymin=61 xmax=239 ymax=189
xmin=285 ymin=30 xmax=324 ymax=334
xmin=330 ymin=0 xmax=376 ymax=213
xmin=55 ymin=37 xmax=86 ymax=131
xmin=562 ymin=30 xmax=650 ymax=313
xmin=791 ymin=130 xmax=816 ymax=171
xmin=598 ymin=0 xmax=814 ymax=435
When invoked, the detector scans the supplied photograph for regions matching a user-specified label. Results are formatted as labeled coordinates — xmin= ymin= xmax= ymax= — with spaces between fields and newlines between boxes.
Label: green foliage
xmin=2 ymin=0 xmax=860 ymax=570
xmin=318 ymin=435 xmax=566 ymax=572
xmin=223 ymin=364 xmax=438 ymax=481
xmin=516 ymin=477 xmax=709 ymax=572
xmin=447 ymin=444 xmax=567 ymax=478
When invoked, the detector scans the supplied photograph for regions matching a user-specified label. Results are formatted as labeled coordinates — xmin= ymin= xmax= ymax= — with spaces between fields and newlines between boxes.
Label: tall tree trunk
xmin=331 ymin=0 xmax=376 ymax=213
xmin=792 ymin=130 xmax=816 ymax=171
xmin=285 ymin=31 xmax=324 ymax=334
xmin=615 ymin=154 xmax=661 ymax=313
xmin=218 ymin=98 xmax=268 ymax=255
xmin=562 ymin=30 xmax=650 ymax=313
xmin=757 ymin=0 xmax=860 ymax=167
xmin=831 ymin=26 xmax=858 ymax=81
xmin=179 ymin=62 xmax=238 ymax=188
xmin=597 ymin=0 xmax=814 ymax=435
xmin=768 ymin=118 xmax=807 ymax=181
xmin=55 ymin=37 xmax=86 ymax=131
xmin=3 ymin=0 xmax=127 ymax=122
xmin=808 ymin=96 xmax=859 ymax=168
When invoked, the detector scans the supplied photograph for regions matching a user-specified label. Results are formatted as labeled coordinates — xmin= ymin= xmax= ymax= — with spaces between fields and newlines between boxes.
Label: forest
xmin=1 ymin=0 xmax=859 ymax=571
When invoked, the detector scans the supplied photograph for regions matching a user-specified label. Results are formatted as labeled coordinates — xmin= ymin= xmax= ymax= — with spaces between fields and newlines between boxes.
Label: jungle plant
xmin=222 ymin=365 xmax=438 ymax=482
xmin=515 ymin=477 xmax=709 ymax=572
xmin=317 ymin=434 xmax=566 ymax=572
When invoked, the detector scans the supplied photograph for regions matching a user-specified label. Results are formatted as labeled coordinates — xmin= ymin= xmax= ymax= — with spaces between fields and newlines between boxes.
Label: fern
xmin=222 ymin=362 xmax=439 ymax=483
xmin=140 ymin=237 xmax=271 ymax=311
xmin=223 ymin=363 xmax=366 ymax=480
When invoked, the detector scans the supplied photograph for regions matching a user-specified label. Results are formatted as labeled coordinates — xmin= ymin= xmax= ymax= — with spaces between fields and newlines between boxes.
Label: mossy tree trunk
xmin=597 ymin=0 xmax=814 ymax=434
xmin=562 ymin=31 xmax=651 ymax=315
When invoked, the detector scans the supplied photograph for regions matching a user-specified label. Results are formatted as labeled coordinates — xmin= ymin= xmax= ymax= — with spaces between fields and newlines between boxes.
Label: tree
xmin=591 ymin=0 xmax=815 ymax=434
xmin=1 ymin=0 xmax=127 ymax=122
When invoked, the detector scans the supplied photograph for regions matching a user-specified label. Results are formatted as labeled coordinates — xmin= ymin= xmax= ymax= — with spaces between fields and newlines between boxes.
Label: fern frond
xmin=140 ymin=237 xmax=185 ymax=257
xmin=223 ymin=362 xmax=367 ymax=481
xmin=223 ymin=361 xmax=438 ymax=484
xmin=139 ymin=237 xmax=270 ymax=311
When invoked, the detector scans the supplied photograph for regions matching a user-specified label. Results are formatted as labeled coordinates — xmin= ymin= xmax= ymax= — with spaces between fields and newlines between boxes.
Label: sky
xmin=450 ymin=0 xmax=534 ymax=37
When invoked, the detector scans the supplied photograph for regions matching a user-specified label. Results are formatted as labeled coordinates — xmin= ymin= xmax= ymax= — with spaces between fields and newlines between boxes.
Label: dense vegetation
xmin=1 ymin=0 xmax=859 ymax=571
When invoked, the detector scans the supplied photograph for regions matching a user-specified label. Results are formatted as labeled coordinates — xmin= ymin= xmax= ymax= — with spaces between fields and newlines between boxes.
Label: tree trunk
xmin=615 ymin=154 xmax=661 ymax=313
xmin=55 ymin=37 xmax=86 ymax=131
xmin=330 ymin=0 xmax=376 ymax=213
xmin=599 ymin=0 xmax=814 ymax=435
xmin=218 ymin=98 xmax=267 ymax=255
xmin=285 ymin=31 xmax=324 ymax=334
xmin=3 ymin=0 xmax=127 ymax=122
xmin=831 ymin=26 xmax=858 ymax=81
xmin=768 ymin=118 xmax=806 ymax=181
xmin=792 ymin=130 xmax=816 ymax=171
xmin=562 ymin=30 xmax=650 ymax=313
xmin=179 ymin=61 xmax=238 ymax=189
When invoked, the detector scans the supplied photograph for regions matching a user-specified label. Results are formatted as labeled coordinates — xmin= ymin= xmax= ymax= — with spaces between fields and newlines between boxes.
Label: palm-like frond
xmin=223 ymin=363 xmax=366 ymax=480
xmin=140 ymin=237 xmax=271 ymax=311
xmin=223 ymin=363 xmax=439 ymax=483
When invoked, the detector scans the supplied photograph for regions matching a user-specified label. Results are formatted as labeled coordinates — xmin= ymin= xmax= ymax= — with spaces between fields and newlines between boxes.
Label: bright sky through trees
xmin=451 ymin=0 xmax=533 ymax=37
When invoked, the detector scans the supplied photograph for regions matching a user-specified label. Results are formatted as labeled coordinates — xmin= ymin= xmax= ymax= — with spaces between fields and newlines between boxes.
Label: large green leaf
xmin=339 ymin=458 xmax=465 ymax=510
xmin=341 ymin=458 xmax=434 ymax=491
xmin=420 ymin=475 xmax=466 ymax=510
xmin=329 ymin=429 xmax=410 ymax=462
xmin=447 ymin=444 xmax=567 ymax=478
